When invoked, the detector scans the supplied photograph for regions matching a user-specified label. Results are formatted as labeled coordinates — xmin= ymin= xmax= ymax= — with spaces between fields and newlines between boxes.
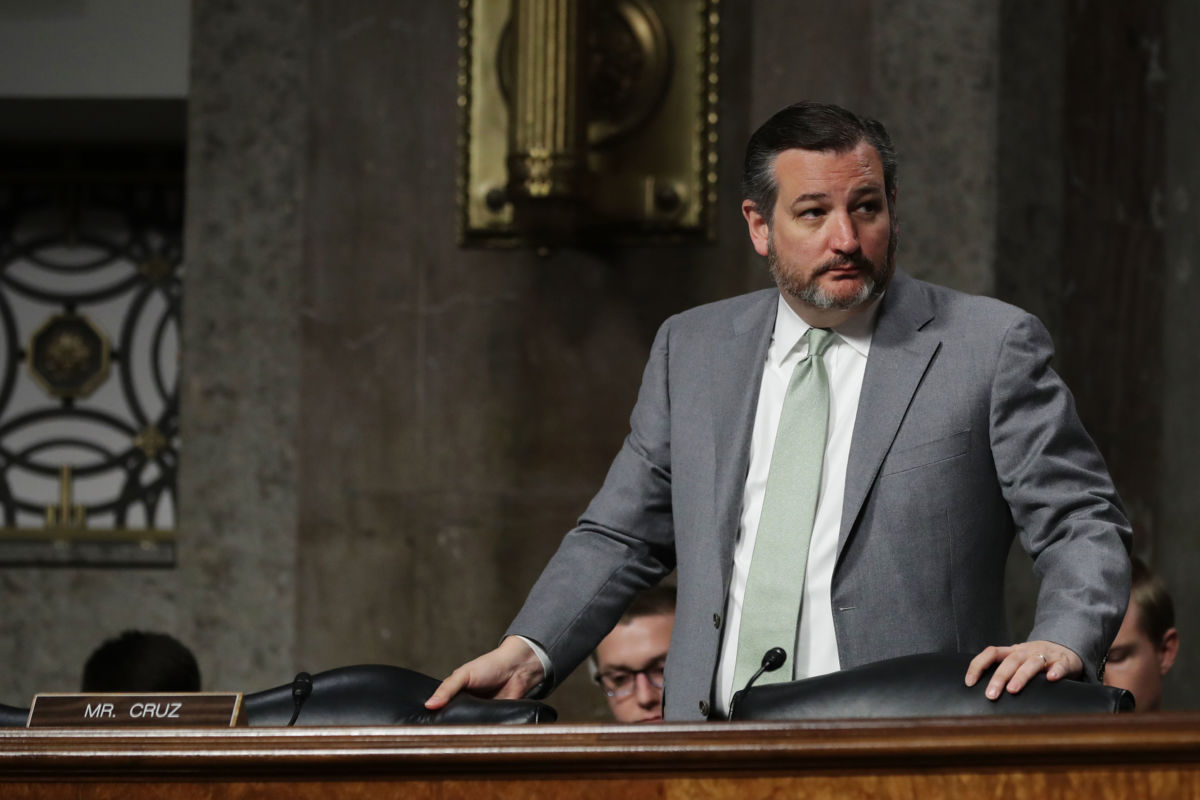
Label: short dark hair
xmin=588 ymin=585 xmax=677 ymax=677
xmin=742 ymin=101 xmax=898 ymax=222
xmin=618 ymin=584 xmax=676 ymax=624
xmin=1130 ymin=556 xmax=1175 ymax=647
xmin=82 ymin=630 xmax=201 ymax=692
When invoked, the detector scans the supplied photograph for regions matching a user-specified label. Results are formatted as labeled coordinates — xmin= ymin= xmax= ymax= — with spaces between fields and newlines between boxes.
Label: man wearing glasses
xmin=589 ymin=586 xmax=675 ymax=723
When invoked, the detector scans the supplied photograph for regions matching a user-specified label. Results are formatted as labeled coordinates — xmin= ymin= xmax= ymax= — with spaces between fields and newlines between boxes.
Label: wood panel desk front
xmin=3 ymin=713 xmax=1199 ymax=798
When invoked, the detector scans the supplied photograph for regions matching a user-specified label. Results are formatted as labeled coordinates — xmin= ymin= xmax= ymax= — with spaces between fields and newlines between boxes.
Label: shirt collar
xmin=770 ymin=292 xmax=882 ymax=365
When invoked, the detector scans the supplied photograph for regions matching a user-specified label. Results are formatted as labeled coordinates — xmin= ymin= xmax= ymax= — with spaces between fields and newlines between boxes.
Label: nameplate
xmin=27 ymin=692 xmax=243 ymax=728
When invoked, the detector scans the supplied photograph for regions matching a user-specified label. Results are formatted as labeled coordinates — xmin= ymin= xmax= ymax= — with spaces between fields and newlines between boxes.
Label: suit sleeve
xmin=989 ymin=312 xmax=1132 ymax=680
xmin=504 ymin=317 xmax=679 ymax=690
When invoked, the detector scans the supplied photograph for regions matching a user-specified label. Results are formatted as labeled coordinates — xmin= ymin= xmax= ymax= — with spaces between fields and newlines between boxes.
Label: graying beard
xmin=798 ymin=275 xmax=877 ymax=309
xmin=769 ymin=254 xmax=879 ymax=310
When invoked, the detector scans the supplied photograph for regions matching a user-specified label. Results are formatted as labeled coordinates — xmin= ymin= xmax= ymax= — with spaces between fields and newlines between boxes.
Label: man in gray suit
xmin=427 ymin=102 xmax=1132 ymax=721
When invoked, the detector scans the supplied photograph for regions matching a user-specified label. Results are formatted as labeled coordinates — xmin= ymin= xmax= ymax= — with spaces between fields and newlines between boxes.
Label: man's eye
xmin=1107 ymin=648 xmax=1129 ymax=664
xmin=608 ymin=673 xmax=633 ymax=689
xmin=797 ymin=208 xmax=823 ymax=219
xmin=855 ymin=201 xmax=880 ymax=214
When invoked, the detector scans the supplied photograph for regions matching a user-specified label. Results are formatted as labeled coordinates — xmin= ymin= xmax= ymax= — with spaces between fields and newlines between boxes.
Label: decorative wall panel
xmin=0 ymin=148 xmax=183 ymax=566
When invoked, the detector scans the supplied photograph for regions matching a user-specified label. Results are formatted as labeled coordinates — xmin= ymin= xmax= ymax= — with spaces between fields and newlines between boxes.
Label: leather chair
xmin=0 ymin=703 xmax=28 ymax=727
xmin=243 ymin=664 xmax=557 ymax=726
xmin=730 ymin=651 xmax=1134 ymax=720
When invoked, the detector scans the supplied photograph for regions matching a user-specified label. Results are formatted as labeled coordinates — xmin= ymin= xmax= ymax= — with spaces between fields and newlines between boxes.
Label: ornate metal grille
xmin=0 ymin=148 xmax=183 ymax=566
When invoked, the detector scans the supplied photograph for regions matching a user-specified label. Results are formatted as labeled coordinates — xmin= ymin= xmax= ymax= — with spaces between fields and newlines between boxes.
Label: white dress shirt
xmin=518 ymin=293 xmax=880 ymax=709
xmin=713 ymin=294 xmax=878 ymax=715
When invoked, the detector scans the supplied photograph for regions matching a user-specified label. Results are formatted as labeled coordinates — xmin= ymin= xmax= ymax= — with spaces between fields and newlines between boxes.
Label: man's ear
xmin=742 ymin=199 xmax=771 ymax=257
xmin=1159 ymin=627 xmax=1180 ymax=675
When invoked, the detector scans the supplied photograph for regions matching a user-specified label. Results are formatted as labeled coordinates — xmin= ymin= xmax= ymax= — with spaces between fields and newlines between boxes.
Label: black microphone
xmin=745 ymin=647 xmax=787 ymax=692
xmin=730 ymin=648 xmax=787 ymax=719
xmin=287 ymin=671 xmax=313 ymax=727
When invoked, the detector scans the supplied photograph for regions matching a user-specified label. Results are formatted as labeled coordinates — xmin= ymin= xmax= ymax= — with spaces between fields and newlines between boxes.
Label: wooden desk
xmin=3 ymin=713 xmax=1199 ymax=798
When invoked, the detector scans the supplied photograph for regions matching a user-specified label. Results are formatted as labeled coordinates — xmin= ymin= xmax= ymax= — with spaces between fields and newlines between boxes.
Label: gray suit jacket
xmin=508 ymin=271 xmax=1132 ymax=721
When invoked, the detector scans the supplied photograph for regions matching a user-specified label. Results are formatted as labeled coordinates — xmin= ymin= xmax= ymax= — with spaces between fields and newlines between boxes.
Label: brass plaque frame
xmin=458 ymin=0 xmax=720 ymax=247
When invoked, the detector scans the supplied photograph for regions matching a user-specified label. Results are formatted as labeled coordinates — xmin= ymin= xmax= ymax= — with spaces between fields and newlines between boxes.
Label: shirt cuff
xmin=511 ymin=635 xmax=554 ymax=699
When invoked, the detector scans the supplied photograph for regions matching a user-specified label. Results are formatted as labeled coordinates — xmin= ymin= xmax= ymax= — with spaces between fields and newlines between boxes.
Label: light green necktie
xmin=733 ymin=326 xmax=835 ymax=691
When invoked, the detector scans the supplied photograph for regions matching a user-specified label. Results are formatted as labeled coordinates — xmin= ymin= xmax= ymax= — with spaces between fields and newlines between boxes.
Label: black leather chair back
xmin=0 ymin=703 xmax=28 ymax=727
xmin=730 ymin=651 xmax=1134 ymax=720
xmin=243 ymin=664 xmax=557 ymax=726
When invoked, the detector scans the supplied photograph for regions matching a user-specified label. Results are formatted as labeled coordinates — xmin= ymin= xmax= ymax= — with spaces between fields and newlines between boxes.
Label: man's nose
xmin=829 ymin=210 xmax=860 ymax=254
xmin=634 ymin=672 xmax=661 ymax=707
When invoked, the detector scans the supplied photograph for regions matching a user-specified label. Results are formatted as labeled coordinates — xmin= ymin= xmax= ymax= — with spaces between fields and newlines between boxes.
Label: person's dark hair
xmin=588 ymin=585 xmax=677 ymax=676
xmin=742 ymin=101 xmax=898 ymax=222
xmin=618 ymin=584 xmax=676 ymax=623
xmin=1130 ymin=556 xmax=1175 ymax=648
xmin=82 ymin=630 xmax=201 ymax=692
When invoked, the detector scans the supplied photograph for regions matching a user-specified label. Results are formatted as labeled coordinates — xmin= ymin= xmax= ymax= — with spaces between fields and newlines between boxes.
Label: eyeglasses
xmin=594 ymin=664 xmax=665 ymax=698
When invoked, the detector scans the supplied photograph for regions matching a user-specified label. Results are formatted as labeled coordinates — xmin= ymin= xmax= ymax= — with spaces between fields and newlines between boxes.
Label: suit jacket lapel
xmin=712 ymin=292 xmax=777 ymax=585
xmin=839 ymin=272 xmax=940 ymax=558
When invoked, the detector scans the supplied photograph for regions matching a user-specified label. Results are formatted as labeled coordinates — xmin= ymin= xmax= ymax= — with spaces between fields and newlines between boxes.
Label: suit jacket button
xmin=698 ymin=700 xmax=709 ymax=716
xmin=712 ymin=613 xmax=721 ymax=628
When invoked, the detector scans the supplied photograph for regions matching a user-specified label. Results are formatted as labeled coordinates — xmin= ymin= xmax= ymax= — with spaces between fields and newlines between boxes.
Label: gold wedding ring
xmin=1038 ymin=653 xmax=1048 ymax=666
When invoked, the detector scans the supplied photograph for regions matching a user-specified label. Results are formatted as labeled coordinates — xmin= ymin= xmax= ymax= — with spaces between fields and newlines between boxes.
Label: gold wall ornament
xmin=505 ymin=0 xmax=587 ymax=222
xmin=44 ymin=466 xmax=86 ymax=530
xmin=28 ymin=312 xmax=112 ymax=399
xmin=7 ymin=460 xmax=174 ymax=558
xmin=138 ymin=255 xmax=174 ymax=284
xmin=459 ymin=0 xmax=719 ymax=247
xmin=134 ymin=425 xmax=168 ymax=460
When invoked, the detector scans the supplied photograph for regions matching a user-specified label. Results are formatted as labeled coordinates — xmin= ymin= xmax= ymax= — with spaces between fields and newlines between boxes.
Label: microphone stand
xmin=729 ymin=647 xmax=787 ymax=719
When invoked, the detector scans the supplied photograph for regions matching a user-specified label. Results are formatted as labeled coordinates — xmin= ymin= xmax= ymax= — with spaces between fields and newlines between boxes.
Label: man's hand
xmin=965 ymin=641 xmax=1083 ymax=700
xmin=425 ymin=636 xmax=546 ymax=710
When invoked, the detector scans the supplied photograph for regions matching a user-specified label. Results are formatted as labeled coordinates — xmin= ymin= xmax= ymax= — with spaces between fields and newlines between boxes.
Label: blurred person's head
xmin=82 ymin=630 xmax=201 ymax=692
xmin=589 ymin=586 xmax=675 ymax=723
xmin=1103 ymin=557 xmax=1178 ymax=711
